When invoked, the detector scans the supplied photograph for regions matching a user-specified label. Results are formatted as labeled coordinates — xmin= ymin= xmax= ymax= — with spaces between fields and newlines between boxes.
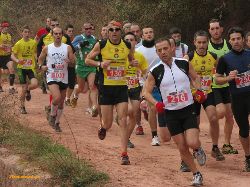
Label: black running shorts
xmin=194 ymin=92 xmax=216 ymax=116
xmin=212 ymin=87 xmax=231 ymax=105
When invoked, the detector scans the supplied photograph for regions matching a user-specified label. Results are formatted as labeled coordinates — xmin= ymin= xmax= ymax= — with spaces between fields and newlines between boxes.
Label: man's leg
xmin=87 ymin=72 xmax=98 ymax=117
xmin=54 ymin=88 xmax=67 ymax=132
xmin=48 ymin=84 xmax=61 ymax=127
xmin=71 ymin=75 xmax=85 ymax=107
xmin=6 ymin=61 xmax=16 ymax=93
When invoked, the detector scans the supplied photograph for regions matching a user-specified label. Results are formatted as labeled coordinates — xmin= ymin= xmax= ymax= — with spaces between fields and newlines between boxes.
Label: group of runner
xmin=0 ymin=17 xmax=250 ymax=186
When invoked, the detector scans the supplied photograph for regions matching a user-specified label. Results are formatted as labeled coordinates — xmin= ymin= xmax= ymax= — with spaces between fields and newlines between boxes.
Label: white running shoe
xmin=151 ymin=136 xmax=160 ymax=146
xmin=193 ymin=147 xmax=206 ymax=166
xmin=191 ymin=172 xmax=203 ymax=186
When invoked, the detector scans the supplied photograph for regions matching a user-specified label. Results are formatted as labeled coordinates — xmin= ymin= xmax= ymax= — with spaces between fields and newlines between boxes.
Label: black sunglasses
xmin=85 ymin=27 xmax=92 ymax=30
xmin=109 ymin=28 xmax=121 ymax=32
xmin=51 ymin=23 xmax=59 ymax=27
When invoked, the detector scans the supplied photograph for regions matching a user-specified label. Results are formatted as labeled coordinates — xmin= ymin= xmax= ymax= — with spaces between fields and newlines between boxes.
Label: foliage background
xmin=1 ymin=0 xmax=250 ymax=47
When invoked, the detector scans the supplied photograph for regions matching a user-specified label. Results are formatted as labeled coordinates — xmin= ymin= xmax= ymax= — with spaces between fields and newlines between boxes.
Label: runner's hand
xmin=228 ymin=70 xmax=238 ymax=81
xmin=131 ymin=59 xmax=139 ymax=67
xmin=101 ymin=60 xmax=111 ymax=69
xmin=155 ymin=102 xmax=165 ymax=113
xmin=193 ymin=89 xmax=207 ymax=104
xmin=41 ymin=65 xmax=48 ymax=71
xmin=64 ymin=58 xmax=70 ymax=63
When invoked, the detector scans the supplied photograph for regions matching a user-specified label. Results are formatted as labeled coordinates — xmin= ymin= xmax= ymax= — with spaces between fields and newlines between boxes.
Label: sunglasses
xmin=109 ymin=28 xmax=121 ymax=32
xmin=51 ymin=23 xmax=59 ymax=27
xmin=85 ymin=27 xmax=92 ymax=30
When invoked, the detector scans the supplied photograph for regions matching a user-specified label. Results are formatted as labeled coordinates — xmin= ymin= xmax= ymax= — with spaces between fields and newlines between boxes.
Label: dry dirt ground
xmin=4 ymin=85 xmax=250 ymax=187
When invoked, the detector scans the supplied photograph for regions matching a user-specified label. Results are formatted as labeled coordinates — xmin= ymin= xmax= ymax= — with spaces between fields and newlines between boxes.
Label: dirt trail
xmin=13 ymin=87 xmax=250 ymax=187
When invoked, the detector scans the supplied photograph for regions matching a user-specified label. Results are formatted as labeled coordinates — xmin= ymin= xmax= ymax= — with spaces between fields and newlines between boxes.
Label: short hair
xmin=169 ymin=27 xmax=182 ymax=35
xmin=165 ymin=34 xmax=176 ymax=47
xmin=227 ymin=26 xmax=244 ymax=39
xmin=155 ymin=37 xmax=171 ymax=47
xmin=22 ymin=25 xmax=30 ymax=32
xmin=65 ymin=24 xmax=73 ymax=31
xmin=245 ymin=31 xmax=250 ymax=39
xmin=194 ymin=30 xmax=209 ymax=40
xmin=142 ymin=26 xmax=153 ymax=34
xmin=102 ymin=23 xmax=108 ymax=28
xmin=208 ymin=18 xmax=223 ymax=28
xmin=123 ymin=32 xmax=136 ymax=40
xmin=51 ymin=18 xmax=58 ymax=22
xmin=51 ymin=27 xmax=63 ymax=35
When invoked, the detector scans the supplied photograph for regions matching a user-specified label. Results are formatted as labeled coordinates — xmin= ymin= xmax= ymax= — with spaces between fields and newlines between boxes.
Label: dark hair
xmin=245 ymin=31 xmax=250 ymax=39
xmin=227 ymin=26 xmax=244 ymax=39
xmin=208 ymin=18 xmax=223 ymax=28
xmin=142 ymin=26 xmax=153 ymax=34
xmin=169 ymin=27 xmax=182 ymax=35
xmin=65 ymin=24 xmax=73 ymax=30
xmin=155 ymin=37 xmax=171 ymax=46
xmin=22 ymin=25 xmax=30 ymax=31
xmin=51 ymin=18 xmax=58 ymax=22
xmin=123 ymin=32 xmax=136 ymax=41
xmin=194 ymin=30 xmax=209 ymax=40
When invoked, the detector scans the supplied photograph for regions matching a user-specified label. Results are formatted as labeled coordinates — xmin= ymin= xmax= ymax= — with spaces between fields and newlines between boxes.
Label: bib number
xmin=167 ymin=91 xmax=188 ymax=104
xmin=201 ymin=75 xmax=212 ymax=91
xmin=127 ymin=76 xmax=139 ymax=88
xmin=51 ymin=71 xmax=65 ymax=80
xmin=235 ymin=70 xmax=250 ymax=88
xmin=22 ymin=59 xmax=32 ymax=67
xmin=107 ymin=66 xmax=125 ymax=80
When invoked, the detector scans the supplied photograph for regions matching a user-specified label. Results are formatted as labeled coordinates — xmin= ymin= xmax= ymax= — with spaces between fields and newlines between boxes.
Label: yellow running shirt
xmin=0 ymin=32 xmax=12 ymax=56
xmin=189 ymin=51 xmax=217 ymax=93
xmin=12 ymin=38 xmax=37 ymax=69
xmin=100 ymin=39 xmax=131 ymax=86
xmin=125 ymin=51 xmax=148 ymax=89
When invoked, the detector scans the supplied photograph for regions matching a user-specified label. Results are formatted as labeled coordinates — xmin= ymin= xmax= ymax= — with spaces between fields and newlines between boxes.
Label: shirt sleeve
xmin=139 ymin=53 xmax=149 ymax=72
xmin=12 ymin=42 xmax=19 ymax=54
xmin=216 ymin=56 xmax=227 ymax=75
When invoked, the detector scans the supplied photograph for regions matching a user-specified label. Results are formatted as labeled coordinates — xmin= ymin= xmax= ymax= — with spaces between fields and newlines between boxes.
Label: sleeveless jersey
xmin=0 ymin=32 xmax=12 ymax=56
xmin=42 ymin=33 xmax=67 ymax=46
xmin=125 ymin=51 xmax=148 ymax=89
xmin=99 ymin=39 xmax=131 ymax=86
xmin=150 ymin=58 xmax=193 ymax=110
xmin=208 ymin=39 xmax=230 ymax=88
xmin=189 ymin=51 xmax=217 ymax=93
xmin=46 ymin=43 xmax=69 ymax=84
xmin=12 ymin=38 xmax=37 ymax=70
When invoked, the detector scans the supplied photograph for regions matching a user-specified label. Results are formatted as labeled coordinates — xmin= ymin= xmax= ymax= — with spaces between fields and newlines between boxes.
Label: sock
xmin=152 ymin=131 xmax=157 ymax=138
xmin=9 ymin=74 xmax=15 ymax=86
xmin=49 ymin=95 xmax=53 ymax=105
xmin=74 ymin=94 xmax=78 ymax=99
xmin=121 ymin=152 xmax=128 ymax=156
xmin=137 ymin=122 xmax=141 ymax=127
xmin=50 ymin=103 xmax=58 ymax=116
xmin=65 ymin=97 xmax=70 ymax=100
xmin=212 ymin=145 xmax=218 ymax=150
xmin=193 ymin=171 xmax=201 ymax=175
xmin=55 ymin=108 xmax=63 ymax=124
xmin=245 ymin=155 xmax=250 ymax=160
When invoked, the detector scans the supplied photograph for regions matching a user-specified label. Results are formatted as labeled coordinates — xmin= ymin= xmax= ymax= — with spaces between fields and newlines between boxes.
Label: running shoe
xmin=65 ymin=99 xmax=71 ymax=106
xmin=135 ymin=126 xmax=144 ymax=135
xmin=151 ymin=135 xmax=160 ymax=146
xmin=211 ymin=147 xmax=225 ymax=161
xmin=193 ymin=147 xmax=206 ymax=166
xmin=20 ymin=106 xmax=27 ymax=114
xmin=127 ymin=139 xmax=135 ymax=148
xmin=25 ymin=90 xmax=31 ymax=101
xmin=48 ymin=115 xmax=56 ymax=128
xmin=91 ymin=105 xmax=98 ymax=117
xmin=9 ymin=88 xmax=17 ymax=94
xmin=54 ymin=123 xmax=62 ymax=132
xmin=98 ymin=127 xmax=106 ymax=140
xmin=221 ymin=144 xmax=238 ymax=154
xmin=0 ymin=86 xmax=4 ymax=92
xmin=180 ymin=160 xmax=191 ymax=172
xmin=85 ymin=107 xmax=91 ymax=114
xmin=71 ymin=97 xmax=78 ymax=108
xmin=121 ymin=155 xmax=130 ymax=165
xmin=191 ymin=172 xmax=203 ymax=186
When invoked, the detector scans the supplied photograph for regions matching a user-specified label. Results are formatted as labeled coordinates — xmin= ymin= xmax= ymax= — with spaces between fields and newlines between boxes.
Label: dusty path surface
xmin=8 ymin=86 xmax=250 ymax=187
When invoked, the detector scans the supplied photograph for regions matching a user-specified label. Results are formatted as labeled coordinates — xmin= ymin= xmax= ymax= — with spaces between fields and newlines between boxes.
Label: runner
xmin=245 ymin=31 xmax=250 ymax=49
xmin=169 ymin=27 xmax=188 ymax=58
xmin=85 ymin=20 xmax=136 ymax=165
xmin=100 ymin=24 xmax=108 ymax=40
xmin=143 ymin=38 xmax=206 ymax=186
xmin=34 ymin=17 xmax=51 ymax=42
xmin=215 ymin=26 xmax=250 ymax=172
xmin=137 ymin=26 xmax=161 ymax=146
xmin=70 ymin=22 xmax=98 ymax=117
xmin=65 ymin=24 xmax=74 ymax=42
xmin=184 ymin=30 xmax=225 ymax=161
xmin=208 ymin=19 xmax=238 ymax=154
xmin=123 ymin=21 xmax=132 ymax=34
xmin=130 ymin=23 xmax=143 ymax=48
xmin=124 ymin=32 xmax=148 ymax=148
xmin=11 ymin=25 xmax=39 ymax=114
xmin=38 ymin=27 xmax=75 ymax=132
xmin=0 ymin=21 xmax=16 ymax=94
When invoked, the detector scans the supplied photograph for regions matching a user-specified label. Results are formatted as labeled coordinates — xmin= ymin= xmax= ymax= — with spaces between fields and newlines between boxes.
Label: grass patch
xmin=0 ymin=114 xmax=108 ymax=186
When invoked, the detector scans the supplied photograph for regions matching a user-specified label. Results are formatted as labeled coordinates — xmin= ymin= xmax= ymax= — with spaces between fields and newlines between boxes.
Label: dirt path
xmin=13 ymin=87 xmax=250 ymax=187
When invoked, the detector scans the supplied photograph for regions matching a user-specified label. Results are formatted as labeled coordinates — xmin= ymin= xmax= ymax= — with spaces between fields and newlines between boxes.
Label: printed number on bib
xmin=51 ymin=71 xmax=65 ymax=80
xmin=127 ymin=76 xmax=139 ymax=88
xmin=22 ymin=59 xmax=32 ymax=67
xmin=235 ymin=70 xmax=250 ymax=88
xmin=107 ymin=66 xmax=125 ymax=80
xmin=167 ymin=90 xmax=188 ymax=104
xmin=201 ymin=75 xmax=212 ymax=91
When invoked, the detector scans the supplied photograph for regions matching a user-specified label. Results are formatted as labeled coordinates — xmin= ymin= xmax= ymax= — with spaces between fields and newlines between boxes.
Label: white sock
xmin=55 ymin=109 xmax=63 ymax=124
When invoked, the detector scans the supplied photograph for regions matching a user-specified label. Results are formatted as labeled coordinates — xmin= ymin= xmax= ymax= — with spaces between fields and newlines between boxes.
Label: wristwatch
xmin=38 ymin=64 xmax=42 ymax=70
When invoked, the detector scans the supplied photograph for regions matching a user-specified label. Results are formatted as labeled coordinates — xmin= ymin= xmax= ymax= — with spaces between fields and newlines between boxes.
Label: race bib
xmin=22 ymin=59 xmax=32 ymax=67
xmin=235 ymin=70 xmax=250 ymax=88
xmin=167 ymin=90 xmax=188 ymax=104
xmin=50 ymin=71 xmax=65 ymax=80
xmin=201 ymin=75 xmax=212 ymax=91
xmin=127 ymin=76 xmax=139 ymax=88
xmin=107 ymin=66 xmax=125 ymax=80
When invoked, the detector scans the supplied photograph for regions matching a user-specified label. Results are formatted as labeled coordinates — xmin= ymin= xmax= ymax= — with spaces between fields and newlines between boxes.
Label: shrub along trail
xmin=20 ymin=87 xmax=249 ymax=187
